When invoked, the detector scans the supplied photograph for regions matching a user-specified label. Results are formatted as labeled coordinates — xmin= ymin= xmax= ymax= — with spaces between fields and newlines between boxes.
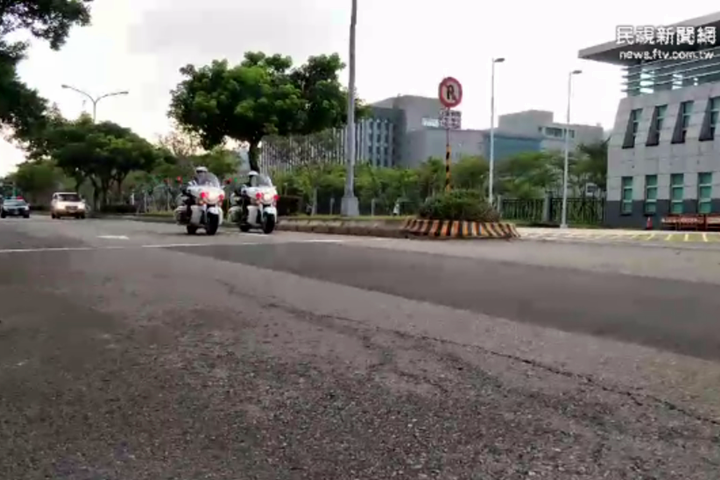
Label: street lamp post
xmin=340 ymin=0 xmax=360 ymax=217
xmin=61 ymin=85 xmax=129 ymax=123
xmin=560 ymin=69 xmax=582 ymax=229
xmin=488 ymin=57 xmax=505 ymax=205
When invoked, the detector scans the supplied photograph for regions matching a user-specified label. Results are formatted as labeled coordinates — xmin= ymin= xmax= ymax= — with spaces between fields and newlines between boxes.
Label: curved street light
xmin=488 ymin=57 xmax=506 ymax=205
xmin=560 ymin=69 xmax=583 ymax=229
xmin=61 ymin=84 xmax=129 ymax=123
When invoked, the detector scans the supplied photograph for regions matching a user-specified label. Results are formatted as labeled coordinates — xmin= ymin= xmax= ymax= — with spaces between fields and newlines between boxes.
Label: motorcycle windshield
xmin=250 ymin=175 xmax=274 ymax=188
xmin=195 ymin=173 xmax=221 ymax=187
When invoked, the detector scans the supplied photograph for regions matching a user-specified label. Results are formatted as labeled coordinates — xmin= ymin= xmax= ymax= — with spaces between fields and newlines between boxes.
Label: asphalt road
xmin=2 ymin=216 xmax=720 ymax=479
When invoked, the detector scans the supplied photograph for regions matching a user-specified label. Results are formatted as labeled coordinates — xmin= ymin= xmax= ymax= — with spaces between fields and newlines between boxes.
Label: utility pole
xmin=340 ymin=0 xmax=360 ymax=216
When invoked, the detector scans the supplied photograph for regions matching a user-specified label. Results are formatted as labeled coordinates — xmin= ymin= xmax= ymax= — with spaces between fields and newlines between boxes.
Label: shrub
xmin=277 ymin=195 xmax=302 ymax=216
xmin=102 ymin=204 xmax=137 ymax=214
xmin=418 ymin=189 xmax=499 ymax=222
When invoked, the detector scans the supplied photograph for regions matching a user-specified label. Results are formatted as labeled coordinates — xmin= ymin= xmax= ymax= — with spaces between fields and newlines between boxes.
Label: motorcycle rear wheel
xmin=186 ymin=225 xmax=198 ymax=235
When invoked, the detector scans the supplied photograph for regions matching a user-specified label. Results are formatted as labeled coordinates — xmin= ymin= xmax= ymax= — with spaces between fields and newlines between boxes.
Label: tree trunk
xmin=88 ymin=177 xmax=100 ymax=211
xmin=248 ymin=141 xmax=260 ymax=172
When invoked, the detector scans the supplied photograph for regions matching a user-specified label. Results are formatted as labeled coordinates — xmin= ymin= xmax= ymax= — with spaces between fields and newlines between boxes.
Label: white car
xmin=51 ymin=192 xmax=87 ymax=219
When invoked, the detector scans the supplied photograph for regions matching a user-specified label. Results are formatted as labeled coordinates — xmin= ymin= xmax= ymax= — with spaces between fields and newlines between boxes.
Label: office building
xmin=579 ymin=12 xmax=720 ymax=227
xmin=260 ymin=96 xmax=562 ymax=171
xmin=497 ymin=110 xmax=605 ymax=152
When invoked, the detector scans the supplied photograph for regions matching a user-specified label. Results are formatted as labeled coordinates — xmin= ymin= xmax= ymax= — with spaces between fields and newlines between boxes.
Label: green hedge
xmin=102 ymin=204 xmax=137 ymax=214
xmin=277 ymin=195 xmax=302 ymax=216
xmin=419 ymin=189 xmax=499 ymax=222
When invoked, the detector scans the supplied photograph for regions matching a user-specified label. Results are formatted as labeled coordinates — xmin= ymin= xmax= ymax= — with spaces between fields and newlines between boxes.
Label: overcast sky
xmin=1 ymin=0 xmax=718 ymax=175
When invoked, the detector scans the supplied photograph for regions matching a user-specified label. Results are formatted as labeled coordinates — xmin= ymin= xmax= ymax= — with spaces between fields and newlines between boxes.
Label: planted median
xmin=279 ymin=190 xmax=520 ymax=240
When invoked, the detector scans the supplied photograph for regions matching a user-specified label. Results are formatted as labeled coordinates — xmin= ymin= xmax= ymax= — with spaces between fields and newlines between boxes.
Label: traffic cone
xmin=646 ymin=216 xmax=653 ymax=230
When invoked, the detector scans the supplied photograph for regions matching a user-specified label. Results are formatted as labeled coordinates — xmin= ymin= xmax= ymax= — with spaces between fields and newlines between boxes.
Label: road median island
xmin=94 ymin=208 xmax=520 ymax=240
xmin=276 ymin=216 xmax=520 ymax=240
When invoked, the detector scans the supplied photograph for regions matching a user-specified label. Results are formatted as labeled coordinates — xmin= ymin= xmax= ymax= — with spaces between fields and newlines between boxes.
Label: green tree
xmin=496 ymin=151 xmax=560 ymax=199
xmin=1 ymin=1 xmax=91 ymax=144
xmin=417 ymin=158 xmax=445 ymax=199
xmin=11 ymin=159 xmax=66 ymax=204
xmin=575 ymin=140 xmax=608 ymax=192
xmin=169 ymin=51 xmax=365 ymax=172
xmin=191 ymin=147 xmax=239 ymax=181
xmin=44 ymin=115 xmax=160 ymax=208
xmin=451 ymin=155 xmax=488 ymax=191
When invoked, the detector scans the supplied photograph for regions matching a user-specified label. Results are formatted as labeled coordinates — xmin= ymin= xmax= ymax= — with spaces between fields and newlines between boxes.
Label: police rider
xmin=184 ymin=166 xmax=209 ymax=219
xmin=237 ymin=170 xmax=260 ymax=221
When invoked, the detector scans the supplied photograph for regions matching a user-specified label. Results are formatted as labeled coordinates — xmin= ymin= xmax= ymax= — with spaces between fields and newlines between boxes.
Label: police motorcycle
xmin=173 ymin=167 xmax=225 ymax=235
xmin=228 ymin=171 xmax=278 ymax=234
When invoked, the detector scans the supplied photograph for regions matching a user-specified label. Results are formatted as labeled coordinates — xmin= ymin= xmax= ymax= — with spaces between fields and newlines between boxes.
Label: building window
xmin=545 ymin=127 xmax=564 ymax=138
xmin=673 ymin=101 xmax=693 ymax=143
xmin=670 ymin=173 xmax=684 ymax=214
xmin=710 ymin=98 xmax=720 ymax=139
xmin=646 ymin=105 xmax=666 ymax=146
xmin=700 ymin=97 xmax=720 ymax=141
xmin=623 ymin=109 xmax=642 ymax=148
xmin=621 ymin=176 xmax=633 ymax=215
xmin=698 ymin=172 xmax=712 ymax=214
xmin=644 ymin=175 xmax=657 ymax=214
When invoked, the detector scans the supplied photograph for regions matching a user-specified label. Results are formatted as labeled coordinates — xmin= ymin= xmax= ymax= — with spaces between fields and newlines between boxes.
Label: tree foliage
xmin=169 ymin=51 xmax=366 ymax=172
xmin=43 ymin=115 xmax=160 ymax=207
xmin=496 ymin=151 xmax=561 ymax=199
xmin=0 ymin=0 xmax=92 ymax=143
xmin=10 ymin=159 xmax=67 ymax=204
xmin=419 ymin=189 xmax=499 ymax=222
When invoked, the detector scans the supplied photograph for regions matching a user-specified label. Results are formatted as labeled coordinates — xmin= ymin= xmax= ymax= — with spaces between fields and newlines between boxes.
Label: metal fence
xmin=501 ymin=196 xmax=606 ymax=226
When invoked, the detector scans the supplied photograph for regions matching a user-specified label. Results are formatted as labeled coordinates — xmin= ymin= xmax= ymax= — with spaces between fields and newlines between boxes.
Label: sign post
xmin=438 ymin=77 xmax=463 ymax=192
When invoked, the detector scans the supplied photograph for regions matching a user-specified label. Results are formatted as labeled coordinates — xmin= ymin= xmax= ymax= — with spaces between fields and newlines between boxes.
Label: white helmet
xmin=195 ymin=166 xmax=208 ymax=174
xmin=247 ymin=170 xmax=258 ymax=177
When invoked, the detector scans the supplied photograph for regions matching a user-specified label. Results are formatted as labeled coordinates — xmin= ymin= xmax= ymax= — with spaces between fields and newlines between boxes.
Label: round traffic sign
xmin=438 ymin=77 xmax=463 ymax=108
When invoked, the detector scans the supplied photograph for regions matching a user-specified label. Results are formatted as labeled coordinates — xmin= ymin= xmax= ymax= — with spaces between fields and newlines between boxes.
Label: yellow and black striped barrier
xmin=402 ymin=218 xmax=520 ymax=239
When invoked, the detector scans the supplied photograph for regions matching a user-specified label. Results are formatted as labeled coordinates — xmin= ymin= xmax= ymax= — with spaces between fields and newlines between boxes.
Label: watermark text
xmin=616 ymin=25 xmax=716 ymax=46
xmin=618 ymin=49 xmax=715 ymax=61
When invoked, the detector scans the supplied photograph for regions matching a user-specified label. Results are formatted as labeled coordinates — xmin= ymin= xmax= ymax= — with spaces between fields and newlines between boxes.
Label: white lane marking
xmin=0 ymin=238 xmax=347 ymax=254
xmin=98 ymin=235 xmax=129 ymax=240
xmin=0 ymin=246 xmax=95 ymax=254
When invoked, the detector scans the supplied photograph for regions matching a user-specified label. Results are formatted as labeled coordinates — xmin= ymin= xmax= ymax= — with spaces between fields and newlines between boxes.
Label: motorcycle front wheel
xmin=262 ymin=215 xmax=276 ymax=234
xmin=205 ymin=213 xmax=220 ymax=235
xmin=186 ymin=225 xmax=198 ymax=235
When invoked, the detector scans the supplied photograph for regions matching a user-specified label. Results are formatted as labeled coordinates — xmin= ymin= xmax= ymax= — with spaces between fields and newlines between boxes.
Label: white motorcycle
xmin=228 ymin=174 xmax=278 ymax=234
xmin=173 ymin=172 xmax=225 ymax=235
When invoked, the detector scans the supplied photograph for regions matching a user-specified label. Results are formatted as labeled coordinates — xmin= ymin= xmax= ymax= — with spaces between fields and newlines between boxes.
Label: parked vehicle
xmin=51 ymin=192 xmax=87 ymax=219
xmin=228 ymin=171 xmax=278 ymax=234
xmin=173 ymin=168 xmax=225 ymax=235
xmin=1 ymin=197 xmax=30 ymax=218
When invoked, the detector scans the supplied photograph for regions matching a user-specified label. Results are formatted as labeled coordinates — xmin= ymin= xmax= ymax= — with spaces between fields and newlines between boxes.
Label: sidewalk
xmin=517 ymin=227 xmax=720 ymax=244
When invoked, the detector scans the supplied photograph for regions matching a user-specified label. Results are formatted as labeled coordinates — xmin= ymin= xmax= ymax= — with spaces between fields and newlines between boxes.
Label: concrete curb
xmin=277 ymin=218 xmax=407 ymax=238
xmin=94 ymin=215 xmax=520 ymax=240
xmin=276 ymin=217 xmax=520 ymax=240
xmin=402 ymin=218 xmax=520 ymax=239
